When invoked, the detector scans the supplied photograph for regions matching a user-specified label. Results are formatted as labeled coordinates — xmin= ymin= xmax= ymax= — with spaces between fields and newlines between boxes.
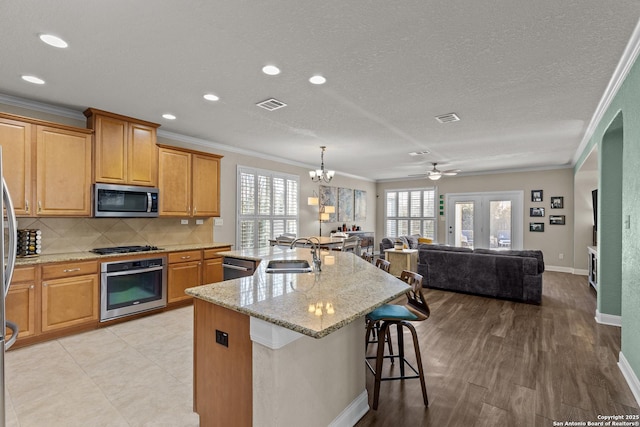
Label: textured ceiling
xmin=1 ymin=1 xmax=639 ymax=181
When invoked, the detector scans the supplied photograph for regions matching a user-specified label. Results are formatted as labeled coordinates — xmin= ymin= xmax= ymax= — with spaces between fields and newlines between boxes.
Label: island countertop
xmin=185 ymin=247 xmax=410 ymax=338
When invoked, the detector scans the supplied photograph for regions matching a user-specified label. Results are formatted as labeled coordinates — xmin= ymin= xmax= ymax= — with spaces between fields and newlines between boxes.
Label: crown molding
xmin=0 ymin=93 xmax=85 ymax=120
xmin=573 ymin=18 xmax=640 ymax=167
xmin=0 ymin=92 xmax=372 ymax=182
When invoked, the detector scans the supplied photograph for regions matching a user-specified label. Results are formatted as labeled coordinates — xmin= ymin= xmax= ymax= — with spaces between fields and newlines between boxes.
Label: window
xmin=385 ymin=188 xmax=436 ymax=239
xmin=237 ymin=166 xmax=299 ymax=249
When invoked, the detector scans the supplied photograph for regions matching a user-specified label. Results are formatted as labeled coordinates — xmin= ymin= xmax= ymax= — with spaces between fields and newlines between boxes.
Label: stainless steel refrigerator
xmin=1 ymin=146 xmax=19 ymax=426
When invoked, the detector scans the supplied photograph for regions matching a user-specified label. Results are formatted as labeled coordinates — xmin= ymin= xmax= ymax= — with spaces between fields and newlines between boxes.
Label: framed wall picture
xmin=319 ymin=185 xmax=338 ymax=222
xmin=549 ymin=215 xmax=566 ymax=225
xmin=531 ymin=190 xmax=543 ymax=202
xmin=550 ymin=196 xmax=564 ymax=209
xmin=530 ymin=207 xmax=545 ymax=217
xmin=530 ymin=222 xmax=545 ymax=232
xmin=354 ymin=189 xmax=367 ymax=221
xmin=338 ymin=187 xmax=354 ymax=222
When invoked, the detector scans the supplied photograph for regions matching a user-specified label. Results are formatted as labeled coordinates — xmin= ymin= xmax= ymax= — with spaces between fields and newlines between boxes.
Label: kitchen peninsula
xmin=186 ymin=247 xmax=410 ymax=427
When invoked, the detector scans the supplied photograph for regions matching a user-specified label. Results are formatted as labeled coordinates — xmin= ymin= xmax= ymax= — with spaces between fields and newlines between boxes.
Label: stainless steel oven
xmin=100 ymin=256 xmax=167 ymax=322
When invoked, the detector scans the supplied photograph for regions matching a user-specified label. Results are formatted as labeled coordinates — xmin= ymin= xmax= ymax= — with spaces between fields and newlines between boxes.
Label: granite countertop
xmin=185 ymin=247 xmax=410 ymax=339
xmin=14 ymin=242 xmax=233 ymax=266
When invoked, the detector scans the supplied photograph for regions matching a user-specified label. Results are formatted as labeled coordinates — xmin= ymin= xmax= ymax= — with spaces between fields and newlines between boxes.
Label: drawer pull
xmin=63 ymin=268 xmax=81 ymax=273
xmin=181 ymin=256 xmax=191 ymax=260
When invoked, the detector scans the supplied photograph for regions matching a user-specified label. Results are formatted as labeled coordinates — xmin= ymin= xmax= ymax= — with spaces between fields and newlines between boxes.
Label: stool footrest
xmin=365 ymin=355 xmax=421 ymax=379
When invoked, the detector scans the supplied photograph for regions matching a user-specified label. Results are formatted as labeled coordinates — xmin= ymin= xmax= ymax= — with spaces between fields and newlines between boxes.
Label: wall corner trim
xmin=618 ymin=351 xmax=640 ymax=408
xmin=595 ymin=310 xmax=622 ymax=327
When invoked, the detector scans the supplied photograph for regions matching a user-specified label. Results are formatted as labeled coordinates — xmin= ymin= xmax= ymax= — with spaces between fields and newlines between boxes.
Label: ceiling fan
xmin=409 ymin=163 xmax=461 ymax=181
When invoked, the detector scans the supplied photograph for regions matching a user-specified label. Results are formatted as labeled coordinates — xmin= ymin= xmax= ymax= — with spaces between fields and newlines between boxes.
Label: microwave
xmin=94 ymin=183 xmax=159 ymax=218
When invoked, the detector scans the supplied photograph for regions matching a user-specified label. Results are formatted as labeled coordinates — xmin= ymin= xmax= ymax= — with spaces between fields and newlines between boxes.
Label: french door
xmin=446 ymin=191 xmax=523 ymax=250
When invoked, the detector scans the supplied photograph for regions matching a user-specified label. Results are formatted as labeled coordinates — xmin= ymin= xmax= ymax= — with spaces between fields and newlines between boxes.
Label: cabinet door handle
xmin=29 ymin=285 xmax=34 ymax=289
xmin=194 ymin=207 xmax=197 ymax=215
xmin=25 ymin=200 xmax=29 ymax=213
xmin=38 ymin=201 xmax=42 ymax=212
xmin=43 ymin=283 xmax=47 ymax=287
xmin=181 ymin=256 xmax=191 ymax=260
xmin=63 ymin=268 xmax=80 ymax=273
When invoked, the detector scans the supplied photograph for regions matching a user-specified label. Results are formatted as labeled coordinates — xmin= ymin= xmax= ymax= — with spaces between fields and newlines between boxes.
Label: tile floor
xmin=4 ymin=307 xmax=199 ymax=427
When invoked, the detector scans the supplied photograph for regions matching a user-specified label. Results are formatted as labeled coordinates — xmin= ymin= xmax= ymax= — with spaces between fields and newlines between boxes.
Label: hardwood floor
xmin=357 ymin=271 xmax=640 ymax=426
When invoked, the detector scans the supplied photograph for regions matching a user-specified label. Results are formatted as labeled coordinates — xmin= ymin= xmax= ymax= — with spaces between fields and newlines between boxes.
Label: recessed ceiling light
xmin=203 ymin=93 xmax=219 ymax=101
xmin=262 ymin=65 xmax=281 ymax=76
xmin=162 ymin=113 xmax=176 ymax=120
xmin=21 ymin=75 xmax=45 ymax=85
xmin=309 ymin=75 xmax=326 ymax=85
xmin=39 ymin=34 xmax=68 ymax=48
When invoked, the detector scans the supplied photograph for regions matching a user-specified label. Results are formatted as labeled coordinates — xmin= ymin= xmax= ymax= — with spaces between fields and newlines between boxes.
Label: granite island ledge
xmin=185 ymin=247 xmax=410 ymax=339
xmin=187 ymin=247 xmax=413 ymax=427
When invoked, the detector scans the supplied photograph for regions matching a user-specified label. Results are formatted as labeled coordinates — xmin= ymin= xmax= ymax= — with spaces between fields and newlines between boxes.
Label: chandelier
xmin=309 ymin=146 xmax=335 ymax=183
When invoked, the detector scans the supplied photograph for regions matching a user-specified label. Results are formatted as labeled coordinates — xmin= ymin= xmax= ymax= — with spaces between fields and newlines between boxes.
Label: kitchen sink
xmin=265 ymin=259 xmax=313 ymax=273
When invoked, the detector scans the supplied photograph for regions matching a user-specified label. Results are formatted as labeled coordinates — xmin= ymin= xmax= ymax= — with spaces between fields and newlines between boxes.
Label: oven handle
xmin=103 ymin=265 xmax=165 ymax=277
xmin=222 ymin=263 xmax=251 ymax=272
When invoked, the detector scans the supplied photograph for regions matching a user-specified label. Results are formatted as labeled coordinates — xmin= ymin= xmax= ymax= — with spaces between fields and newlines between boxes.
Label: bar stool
xmin=361 ymin=252 xmax=374 ymax=263
xmin=365 ymin=270 xmax=430 ymax=410
xmin=366 ymin=258 xmax=394 ymax=359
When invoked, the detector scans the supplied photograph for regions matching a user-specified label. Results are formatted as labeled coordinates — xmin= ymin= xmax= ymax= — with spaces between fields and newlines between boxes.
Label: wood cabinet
xmin=202 ymin=247 xmax=230 ymax=284
xmin=0 ymin=117 xmax=33 ymax=215
xmin=0 ymin=112 xmax=93 ymax=217
xmin=5 ymin=267 xmax=38 ymax=340
xmin=167 ymin=250 xmax=202 ymax=303
xmin=36 ymin=125 xmax=93 ymax=216
xmin=41 ymin=261 xmax=99 ymax=332
xmin=158 ymin=146 xmax=222 ymax=217
xmin=84 ymin=108 xmax=159 ymax=187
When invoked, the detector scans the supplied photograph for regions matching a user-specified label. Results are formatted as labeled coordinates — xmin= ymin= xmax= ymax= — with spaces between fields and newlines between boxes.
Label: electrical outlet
xmin=181 ymin=219 xmax=189 ymax=225
xmin=214 ymin=218 xmax=223 ymax=226
xmin=215 ymin=329 xmax=228 ymax=347
xmin=559 ymin=253 xmax=564 ymax=260
xmin=196 ymin=219 xmax=204 ymax=225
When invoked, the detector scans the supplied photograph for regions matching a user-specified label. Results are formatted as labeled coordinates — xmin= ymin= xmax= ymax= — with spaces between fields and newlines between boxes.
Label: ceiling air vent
xmin=256 ymin=98 xmax=287 ymax=111
xmin=435 ymin=113 xmax=460 ymax=123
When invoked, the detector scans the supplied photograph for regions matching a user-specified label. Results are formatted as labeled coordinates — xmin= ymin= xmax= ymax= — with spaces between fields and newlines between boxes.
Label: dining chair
xmin=340 ymin=236 xmax=360 ymax=253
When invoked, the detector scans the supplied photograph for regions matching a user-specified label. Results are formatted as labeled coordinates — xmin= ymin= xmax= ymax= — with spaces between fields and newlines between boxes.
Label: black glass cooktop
xmin=91 ymin=245 xmax=160 ymax=255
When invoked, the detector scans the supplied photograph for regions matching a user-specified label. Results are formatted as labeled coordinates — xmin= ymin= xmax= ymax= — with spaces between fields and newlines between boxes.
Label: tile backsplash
xmin=16 ymin=217 xmax=215 ymax=254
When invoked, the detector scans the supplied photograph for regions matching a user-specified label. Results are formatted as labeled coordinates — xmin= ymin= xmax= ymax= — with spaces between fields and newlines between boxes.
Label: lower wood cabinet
xmin=202 ymin=247 xmax=229 ymax=284
xmin=41 ymin=261 xmax=99 ymax=332
xmin=41 ymin=274 xmax=99 ymax=332
xmin=5 ymin=267 xmax=38 ymax=340
xmin=167 ymin=250 xmax=202 ymax=304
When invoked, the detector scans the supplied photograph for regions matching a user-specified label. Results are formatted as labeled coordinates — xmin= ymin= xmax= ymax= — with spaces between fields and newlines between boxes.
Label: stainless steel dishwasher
xmin=222 ymin=257 xmax=257 ymax=280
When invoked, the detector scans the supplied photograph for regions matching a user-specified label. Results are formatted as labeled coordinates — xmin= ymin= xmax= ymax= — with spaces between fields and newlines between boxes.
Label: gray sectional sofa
xmin=416 ymin=244 xmax=544 ymax=304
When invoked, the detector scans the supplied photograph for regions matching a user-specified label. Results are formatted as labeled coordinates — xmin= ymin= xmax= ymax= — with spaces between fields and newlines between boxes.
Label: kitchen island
xmin=185 ymin=247 xmax=410 ymax=427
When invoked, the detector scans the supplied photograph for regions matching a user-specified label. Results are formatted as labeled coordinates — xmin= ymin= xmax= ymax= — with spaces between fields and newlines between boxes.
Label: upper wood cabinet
xmin=0 ymin=116 xmax=33 ymax=215
xmin=36 ymin=125 xmax=93 ymax=216
xmin=84 ymin=108 xmax=159 ymax=187
xmin=0 ymin=112 xmax=93 ymax=217
xmin=158 ymin=146 xmax=222 ymax=217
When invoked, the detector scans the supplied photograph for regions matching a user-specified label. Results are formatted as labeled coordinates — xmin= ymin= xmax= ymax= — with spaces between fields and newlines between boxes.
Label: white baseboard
xmin=595 ymin=309 xmax=622 ymax=327
xmin=618 ymin=352 xmax=640 ymax=408
xmin=329 ymin=390 xmax=369 ymax=427
xmin=573 ymin=268 xmax=588 ymax=276
xmin=545 ymin=265 xmax=574 ymax=273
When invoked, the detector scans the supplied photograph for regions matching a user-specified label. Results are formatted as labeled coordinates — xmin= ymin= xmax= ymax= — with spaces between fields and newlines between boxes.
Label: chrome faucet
xmin=290 ymin=237 xmax=322 ymax=271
